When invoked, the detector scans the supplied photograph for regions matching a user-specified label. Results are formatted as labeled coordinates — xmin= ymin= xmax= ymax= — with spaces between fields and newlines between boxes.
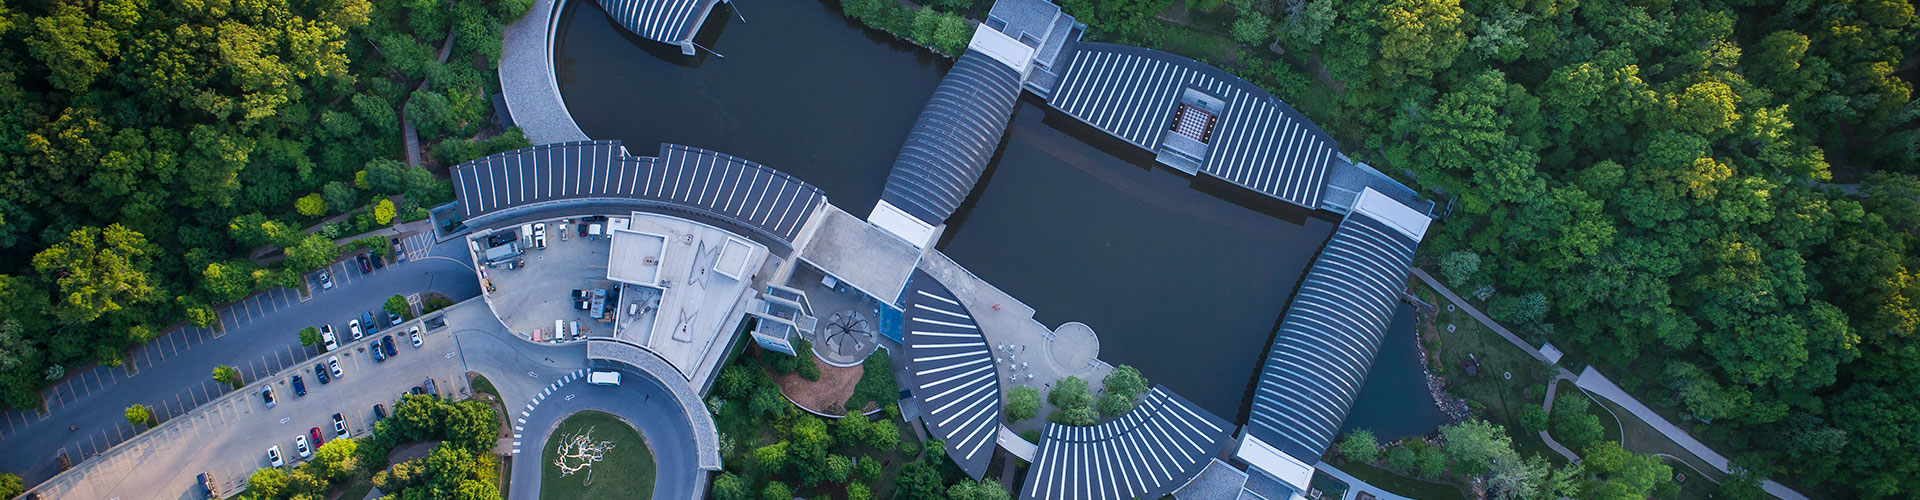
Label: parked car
xmin=371 ymin=344 xmax=385 ymax=362
xmin=409 ymin=326 xmax=422 ymax=347
xmin=370 ymin=254 xmax=384 ymax=270
xmin=320 ymin=324 xmax=338 ymax=352
xmin=348 ymin=319 xmax=363 ymax=341
xmin=293 ymin=435 xmax=311 ymax=458
xmin=408 ymin=386 xmax=424 ymax=396
xmin=316 ymin=270 xmax=333 ymax=290
xmin=331 ymin=413 xmax=349 ymax=439
xmin=423 ymin=378 xmax=439 ymax=398
xmin=373 ymin=404 xmax=387 ymax=421
xmin=356 ymin=254 xmax=371 ymax=273
xmin=267 ymin=446 xmax=284 ymax=467
xmin=261 ymin=387 xmax=276 ymax=408
xmin=291 ymin=375 xmax=306 ymax=397
xmin=327 ymin=356 xmax=343 ymax=378
xmin=381 ymin=335 xmax=396 ymax=357
xmin=393 ymin=241 xmax=408 ymax=262
xmin=362 ymin=312 xmax=379 ymax=334
xmin=308 ymin=427 xmax=324 ymax=446
xmin=314 ymin=363 xmax=330 ymax=384
xmin=387 ymin=311 xmax=402 ymax=326
xmin=533 ymin=223 xmax=547 ymax=249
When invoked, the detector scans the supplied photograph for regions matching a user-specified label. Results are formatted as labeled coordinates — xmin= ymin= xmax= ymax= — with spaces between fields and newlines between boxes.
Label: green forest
xmin=1049 ymin=0 xmax=1919 ymax=496
xmin=0 ymin=0 xmax=532 ymax=409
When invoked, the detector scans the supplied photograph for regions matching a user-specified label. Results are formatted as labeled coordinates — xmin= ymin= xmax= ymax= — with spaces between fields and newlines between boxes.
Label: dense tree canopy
xmin=0 ymin=0 xmax=532 ymax=409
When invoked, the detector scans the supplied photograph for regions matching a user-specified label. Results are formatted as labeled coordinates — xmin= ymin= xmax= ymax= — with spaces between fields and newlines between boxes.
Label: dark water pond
xmin=554 ymin=0 xmax=1446 ymax=434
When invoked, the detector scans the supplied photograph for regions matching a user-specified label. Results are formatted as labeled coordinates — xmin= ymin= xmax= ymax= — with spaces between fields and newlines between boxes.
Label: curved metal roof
xmin=593 ymin=0 xmax=715 ymax=47
xmin=450 ymin=141 xmax=825 ymax=243
xmin=1245 ymin=213 xmax=1419 ymax=463
xmin=1021 ymin=386 xmax=1232 ymax=500
xmin=881 ymin=49 xmax=1024 ymax=224
xmin=1049 ymin=43 xmax=1338 ymax=209
xmin=901 ymin=269 xmax=1002 ymax=478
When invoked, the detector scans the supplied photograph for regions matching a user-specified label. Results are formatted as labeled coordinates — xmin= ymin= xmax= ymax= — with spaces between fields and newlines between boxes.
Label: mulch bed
xmin=768 ymin=353 xmax=868 ymax=416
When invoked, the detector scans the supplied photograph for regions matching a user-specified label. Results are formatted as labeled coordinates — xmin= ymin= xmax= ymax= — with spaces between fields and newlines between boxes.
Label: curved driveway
xmin=0 ymin=238 xmax=480 ymax=485
xmin=503 ymin=368 xmax=700 ymax=500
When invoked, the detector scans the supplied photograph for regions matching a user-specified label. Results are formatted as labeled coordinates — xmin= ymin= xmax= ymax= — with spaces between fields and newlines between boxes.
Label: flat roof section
xmin=880 ymin=48 xmax=1024 ymax=225
xmin=610 ymin=212 xmax=768 ymax=380
xmin=799 ymin=205 xmax=922 ymax=305
xmin=902 ymin=269 xmax=1002 ymax=479
xmin=1021 ymin=387 xmax=1233 ymax=500
xmin=608 ymin=229 xmax=667 ymax=286
xmin=1048 ymin=43 xmax=1339 ymax=209
xmin=1245 ymin=213 xmax=1421 ymax=468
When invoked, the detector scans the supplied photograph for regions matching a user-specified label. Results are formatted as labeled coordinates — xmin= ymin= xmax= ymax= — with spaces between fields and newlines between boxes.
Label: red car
xmin=309 ymin=427 xmax=325 ymax=446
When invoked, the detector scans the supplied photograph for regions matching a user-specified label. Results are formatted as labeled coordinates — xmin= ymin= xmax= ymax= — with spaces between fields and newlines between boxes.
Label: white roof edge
xmin=867 ymin=200 xmax=938 ymax=249
xmin=1234 ymin=435 xmax=1313 ymax=493
xmin=968 ymin=25 xmax=1034 ymax=74
xmin=1351 ymin=187 xmax=1431 ymax=241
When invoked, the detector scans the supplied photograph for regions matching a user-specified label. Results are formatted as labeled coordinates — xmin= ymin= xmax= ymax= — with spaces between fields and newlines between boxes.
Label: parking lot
xmin=23 ymin=314 xmax=470 ymax=500
xmin=480 ymin=219 xmax=619 ymax=342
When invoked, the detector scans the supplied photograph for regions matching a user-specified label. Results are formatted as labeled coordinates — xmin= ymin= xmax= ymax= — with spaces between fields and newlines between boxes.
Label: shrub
xmin=1385 ymin=445 xmax=1417 ymax=473
xmin=1005 ymin=386 xmax=1040 ymax=422
xmin=1518 ymin=404 xmax=1549 ymax=433
xmin=844 ymin=349 xmax=896 ymax=412
xmin=1337 ymin=429 xmax=1381 ymax=462
xmin=1440 ymin=250 xmax=1480 ymax=288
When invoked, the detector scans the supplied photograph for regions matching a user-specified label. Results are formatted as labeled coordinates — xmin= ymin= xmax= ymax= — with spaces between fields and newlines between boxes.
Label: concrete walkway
xmin=1411 ymin=266 xmax=1807 ymax=500
xmin=917 ymin=250 xmax=1112 ymax=435
xmin=1536 ymin=374 xmax=1579 ymax=461
xmin=499 ymin=0 xmax=588 ymax=144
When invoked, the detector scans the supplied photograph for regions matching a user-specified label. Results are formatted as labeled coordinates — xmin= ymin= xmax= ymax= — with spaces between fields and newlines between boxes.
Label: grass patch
xmin=1323 ymin=458 xmax=1469 ymax=500
xmin=1410 ymin=282 xmax=1562 ymax=465
xmin=1664 ymin=457 xmax=1722 ymax=500
xmin=470 ymin=374 xmax=500 ymax=401
xmin=337 ymin=482 xmax=373 ymax=500
xmin=540 ymin=410 xmax=654 ymax=500
xmin=1585 ymin=391 xmax=1726 ymax=483
xmin=843 ymin=349 xmax=895 ymax=413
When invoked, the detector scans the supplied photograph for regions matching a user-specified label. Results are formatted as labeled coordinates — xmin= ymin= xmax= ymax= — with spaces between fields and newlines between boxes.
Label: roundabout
xmin=506 ymin=365 xmax=698 ymax=500
xmin=539 ymin=410 xmax=655 ymax=500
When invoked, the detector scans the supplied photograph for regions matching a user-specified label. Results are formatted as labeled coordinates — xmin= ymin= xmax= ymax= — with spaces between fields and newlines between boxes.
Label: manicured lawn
xmin=470 ymin=373 xmax=501 ymax=400
xmin=1665 ymin=457 xmax=1723 ymax=500
xmin=1323 ymin=458 xmax=1469 ymax=500
xmin=1410 ymin=282 xmax=1564 ymax=467
xmin=540 ymin=410 xmax=654 ymax=500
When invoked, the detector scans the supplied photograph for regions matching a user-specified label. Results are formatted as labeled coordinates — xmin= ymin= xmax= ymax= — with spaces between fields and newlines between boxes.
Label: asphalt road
xmin=0 ymin=235 xmax=481 ymax=486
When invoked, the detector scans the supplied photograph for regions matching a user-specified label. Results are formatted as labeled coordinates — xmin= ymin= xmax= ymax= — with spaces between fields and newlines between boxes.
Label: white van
xmin=553 ymin=320 xmax=564 ymax=342
xmin=587 ymin=371 xmax=620 ymax=386
xmin=320 ymin=325 xmax=339 ymax=352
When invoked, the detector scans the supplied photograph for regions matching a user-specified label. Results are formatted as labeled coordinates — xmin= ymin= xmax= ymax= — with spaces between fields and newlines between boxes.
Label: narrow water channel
xmin=553 ymin=0 xmax=1447 ymax=434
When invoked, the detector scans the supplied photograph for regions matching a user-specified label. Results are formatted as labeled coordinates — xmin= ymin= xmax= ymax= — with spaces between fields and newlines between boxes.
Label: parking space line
xmin=123 ymin=356 xmax=139 ymax=377
xmin=221 ymin=308 xmax=237 ymax=331
xmin=251 ymin=295 xmax=266 ymax=317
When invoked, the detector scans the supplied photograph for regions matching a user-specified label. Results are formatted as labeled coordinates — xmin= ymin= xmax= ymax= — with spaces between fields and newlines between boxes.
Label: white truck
xmin=587 ymin=371 xmax=621 ymax=386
